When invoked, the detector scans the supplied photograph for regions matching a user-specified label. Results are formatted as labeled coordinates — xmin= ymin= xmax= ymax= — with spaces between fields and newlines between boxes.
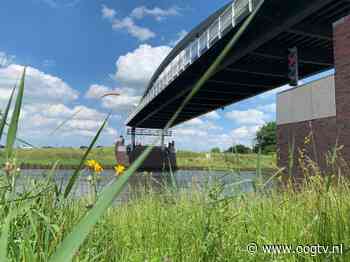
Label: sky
xmin=0 ymin=0 xmax=333 ymax=151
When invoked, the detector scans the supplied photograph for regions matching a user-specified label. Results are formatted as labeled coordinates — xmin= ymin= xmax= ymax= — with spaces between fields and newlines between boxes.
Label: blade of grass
xmin=49 ymin=2 xmax=265 ymax=261
xmin=0 ymin=86 xmax=16 ymax=141
xmin=3 ymin=131 xmax=36 ymax=148
xmin=49 ymin=108 xmax=84 ymax=136
xmin=6 ymin=67 xmax=26 ymax=159
xmin=0 ymin=112 xmax=37 ymax=148
xmin=63 ymin=115 xmax=110 ymax=198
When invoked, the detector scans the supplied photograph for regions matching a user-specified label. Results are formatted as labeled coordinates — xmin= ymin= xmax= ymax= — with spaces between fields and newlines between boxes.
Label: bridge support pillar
xmin=131 ymin=127 xmax=136 ymax=150
xmin=334 ymin=14 xmax=350 ymax=163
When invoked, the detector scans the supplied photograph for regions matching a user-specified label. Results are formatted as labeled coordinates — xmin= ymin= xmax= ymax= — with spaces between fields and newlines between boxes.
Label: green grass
xmin=1 ymin=172 xmax=350 ymax=261
xmin=0 ymin=148 xmax=117 ymax=168
xmin=0 ymin=148 xmax=277 ymax=171
xmin=177 ymin=151 xmax=276 ymax=171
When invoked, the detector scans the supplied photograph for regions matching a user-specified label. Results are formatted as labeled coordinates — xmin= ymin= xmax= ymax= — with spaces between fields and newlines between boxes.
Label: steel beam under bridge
xmin=126 ymin=0 xmax=350 ymax=129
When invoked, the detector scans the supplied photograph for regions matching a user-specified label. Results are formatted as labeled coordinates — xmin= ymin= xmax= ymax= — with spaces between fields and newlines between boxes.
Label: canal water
xmin=16 ymin=169 xmax=266 ymax=202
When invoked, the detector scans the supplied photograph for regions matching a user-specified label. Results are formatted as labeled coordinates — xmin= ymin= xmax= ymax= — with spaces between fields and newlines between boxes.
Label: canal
xmin=16 ymin=169 xmax=269 ymax=202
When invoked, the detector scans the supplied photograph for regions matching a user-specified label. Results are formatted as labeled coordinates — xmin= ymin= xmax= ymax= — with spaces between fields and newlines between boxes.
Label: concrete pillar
xmin=334 ymin=14 xmax=350 ymax=162
xmin=131 ymin=127 xmax=136 ymax=150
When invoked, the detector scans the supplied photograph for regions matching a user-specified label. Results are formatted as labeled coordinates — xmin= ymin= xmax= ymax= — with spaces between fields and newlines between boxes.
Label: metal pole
xmin=131 ymin=127 xmax=136 ymax=150
xmin=161 ymin=129 xmax=165 ymax=151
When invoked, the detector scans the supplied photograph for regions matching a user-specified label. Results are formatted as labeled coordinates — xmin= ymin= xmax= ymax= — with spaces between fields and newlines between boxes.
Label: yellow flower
xmin=94 ymin=163 xmax=103 ymax=174
xmin=86 ymin=160 xmax=103 ymax=174
xmin=114 ymin=164 xmax=125 ymax=176
xmin=86 ymin=160 xmax=96 ymax=169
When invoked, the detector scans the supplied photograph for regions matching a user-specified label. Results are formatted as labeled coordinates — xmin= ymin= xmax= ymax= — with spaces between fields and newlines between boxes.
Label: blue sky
xmin=0 ymin=0 xmax=333 ymax=151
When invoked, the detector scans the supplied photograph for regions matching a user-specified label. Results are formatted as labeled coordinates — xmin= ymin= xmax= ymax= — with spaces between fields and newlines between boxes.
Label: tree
xmin=226 ymin=144 xmax=252 ymax=154
xmin=254 ymin=122 xmax=277 ymax=154
xmin=211 ymin=147 xmax=221 ymax=153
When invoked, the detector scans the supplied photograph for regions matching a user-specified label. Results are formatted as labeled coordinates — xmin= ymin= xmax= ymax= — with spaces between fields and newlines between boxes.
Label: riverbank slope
xmin=0 ymin=148 xmax=277 ymax=171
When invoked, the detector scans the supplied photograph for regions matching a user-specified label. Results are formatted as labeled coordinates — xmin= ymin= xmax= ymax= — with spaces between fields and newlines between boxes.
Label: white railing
xmin=126 ymin=0 xmax=260 ymax=124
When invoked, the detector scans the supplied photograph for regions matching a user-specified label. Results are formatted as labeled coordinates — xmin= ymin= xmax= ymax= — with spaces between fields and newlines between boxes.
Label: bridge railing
xmin=126 ymin=0 xmax=261 ymax=125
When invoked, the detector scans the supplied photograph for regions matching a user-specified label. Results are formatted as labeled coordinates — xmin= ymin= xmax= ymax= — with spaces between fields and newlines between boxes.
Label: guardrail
xmin=126 ymin=0 xmax=261 ymax=125
xmin=127 ymin=128 xmax=173 ymax=137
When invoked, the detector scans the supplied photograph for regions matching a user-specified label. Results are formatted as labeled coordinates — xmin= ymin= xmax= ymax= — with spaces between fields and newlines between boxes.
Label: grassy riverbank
xmin=0 ymin=148 xmax=277 ymax=171
xmin=1 ymin=171 xmax=349 ymax=261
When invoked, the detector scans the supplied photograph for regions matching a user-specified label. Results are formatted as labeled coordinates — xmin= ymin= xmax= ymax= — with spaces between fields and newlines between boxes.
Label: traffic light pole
xmin=288 ymin=47 xmax=299 ymax=86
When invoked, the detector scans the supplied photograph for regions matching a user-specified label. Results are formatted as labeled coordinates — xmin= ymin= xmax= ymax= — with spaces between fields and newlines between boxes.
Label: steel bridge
xmin=126 ymin=0 xmax=350 ymax=129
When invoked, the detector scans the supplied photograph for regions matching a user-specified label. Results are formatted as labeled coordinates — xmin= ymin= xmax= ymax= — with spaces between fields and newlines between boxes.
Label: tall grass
xmin=1 ymin=167 xmax=350 ymax=261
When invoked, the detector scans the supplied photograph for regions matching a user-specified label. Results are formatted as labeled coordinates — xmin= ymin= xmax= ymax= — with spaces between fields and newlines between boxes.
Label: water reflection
xmin=17 ymin=169 xmax=262 ymax=202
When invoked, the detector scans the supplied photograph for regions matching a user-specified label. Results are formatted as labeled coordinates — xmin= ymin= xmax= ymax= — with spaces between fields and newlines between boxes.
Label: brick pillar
xmin=334 ymin=15 xmax=350 ymax=161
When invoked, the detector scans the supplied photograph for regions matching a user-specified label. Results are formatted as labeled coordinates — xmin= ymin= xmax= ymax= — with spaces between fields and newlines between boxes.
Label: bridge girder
xmin=127 ymin=0 xmax=350 ymax=128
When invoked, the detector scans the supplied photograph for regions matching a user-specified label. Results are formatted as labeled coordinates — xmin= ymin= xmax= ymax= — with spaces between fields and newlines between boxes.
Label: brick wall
xmin=277 ymin=117 xmax=337 ymax=179
xmin=334 ymin=14 xmax=350 ymax=162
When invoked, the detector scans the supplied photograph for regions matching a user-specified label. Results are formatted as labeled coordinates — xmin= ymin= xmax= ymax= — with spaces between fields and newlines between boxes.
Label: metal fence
xmin=126 ymin=0 xmax=262 ymax=124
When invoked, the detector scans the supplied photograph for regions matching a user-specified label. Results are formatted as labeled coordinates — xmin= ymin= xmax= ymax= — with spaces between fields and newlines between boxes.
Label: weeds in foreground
xmin=1 ymin=160 xmax=350 ymax=261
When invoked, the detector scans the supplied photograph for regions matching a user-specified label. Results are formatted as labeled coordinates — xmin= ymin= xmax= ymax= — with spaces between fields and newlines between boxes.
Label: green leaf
xmin=6 ymin=67 xmax=26 ymax=159
xmin=63 ymin=115 xmax=110 ymax=198
xmin=0 ymin=86 xmax=16 ymax=142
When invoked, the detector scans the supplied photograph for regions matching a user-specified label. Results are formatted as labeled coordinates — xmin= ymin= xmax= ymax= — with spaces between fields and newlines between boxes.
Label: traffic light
xmin=288 ymin=47 xmax=299 ymax=86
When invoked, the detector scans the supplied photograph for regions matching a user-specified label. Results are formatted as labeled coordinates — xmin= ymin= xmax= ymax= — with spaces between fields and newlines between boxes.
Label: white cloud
xmin=85 ymin=84 xmax=110 ymax=99
xmin=0 ymin=64 xmax=118 ymax=146
xmin=85 ymin=44 xmax=172 ymax=119
xmin=0 ymin=65 xmax=79 ymax=103
xmin=225 ymin=109 xmax=266 ymax=125
xmin=101 ymin=6 xmax=156 ymax=42
xmin=203 ymin=111 xmax=220 ymax=120
xmin=174 ymin=118 xmax=223 ymax=148
xmin=85 ymin=84 xmax=140 ymax=112
xmin=181 ymin=117 xmax=221 ymax=130
xmin=168 ymin=30 xmax=188 ymax=46
xmin=183 ymin=118 xmax=204 ymax=126
xmin=258 ymin=103 xmax=276 ymax=113
xmin=131 ymin=6 xmax=180 ymax=21
xmin=19 ymin=102 xmax=117 ymax=141
xmin=115 ymin=44 xmax=172 ymax=89
xmin=229 ymin=125 xmax=260 ymax=146
xmin=112 ymin=17 xmax=156 ymax=41
xmin=102 ymin=4 xmax=116 ymax=20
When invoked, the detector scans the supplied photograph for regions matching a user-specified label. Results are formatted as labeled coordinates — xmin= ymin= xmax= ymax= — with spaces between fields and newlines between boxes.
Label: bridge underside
xmin=127 ymin=0 xmax=350 ymax=129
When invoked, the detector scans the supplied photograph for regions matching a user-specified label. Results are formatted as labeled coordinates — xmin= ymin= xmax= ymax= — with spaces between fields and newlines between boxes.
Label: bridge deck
xmin=126 ymin=0 xmax=350 ymax=129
